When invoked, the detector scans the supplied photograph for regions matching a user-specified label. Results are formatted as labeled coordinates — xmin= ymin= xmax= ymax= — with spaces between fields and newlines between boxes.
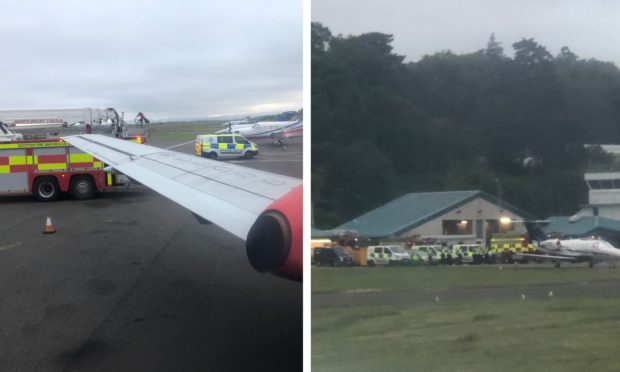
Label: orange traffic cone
xmin=43 ymin=216 xmax=56 ymax=234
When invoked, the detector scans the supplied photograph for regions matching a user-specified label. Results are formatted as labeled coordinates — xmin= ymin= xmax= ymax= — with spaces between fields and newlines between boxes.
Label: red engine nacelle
xmin=245 ymin=185 xmax=302 ymax=281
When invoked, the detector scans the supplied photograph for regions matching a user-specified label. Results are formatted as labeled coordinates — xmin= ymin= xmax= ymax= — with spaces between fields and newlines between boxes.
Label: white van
xmin=367 ymin=245 xmax=411 ymax=266
xmin=410 ymin=245 xmax=443 ymax=264
xmin=195 ymin=134 xmax=258 ymax=160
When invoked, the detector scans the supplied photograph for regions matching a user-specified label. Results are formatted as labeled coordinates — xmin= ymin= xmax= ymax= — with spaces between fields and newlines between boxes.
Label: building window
xmin=600 ymin=180 xmax=613 ymax=189
xmin=443 ymin=220 xmax=473 ymax=235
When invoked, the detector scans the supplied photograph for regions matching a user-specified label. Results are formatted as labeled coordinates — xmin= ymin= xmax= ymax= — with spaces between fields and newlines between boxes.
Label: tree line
xmin=312 ymin=23 xmax=620 ymax=228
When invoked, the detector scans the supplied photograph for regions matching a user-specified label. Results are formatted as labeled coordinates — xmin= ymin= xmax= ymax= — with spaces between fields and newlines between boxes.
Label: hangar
xmin=336 ymin=190 xmax=532 ymax=245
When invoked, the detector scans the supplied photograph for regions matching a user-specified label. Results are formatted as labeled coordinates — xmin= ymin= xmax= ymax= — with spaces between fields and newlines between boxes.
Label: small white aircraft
xmin=217 ymin=120 xmax=299 ymax=138
xmin=520 ymin=221 xmax=620 ymax=267
xmin=63 ymin=134 xmax=302 ymax=281
xmin=271 ymin=121 xmax=303 ymax=145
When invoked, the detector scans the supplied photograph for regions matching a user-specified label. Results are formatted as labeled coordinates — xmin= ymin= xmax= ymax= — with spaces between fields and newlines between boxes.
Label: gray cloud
xmin=312 ymin=0 xmax=620 ymax=66
xmin=0 ymin=0 xmax=302 ymax=120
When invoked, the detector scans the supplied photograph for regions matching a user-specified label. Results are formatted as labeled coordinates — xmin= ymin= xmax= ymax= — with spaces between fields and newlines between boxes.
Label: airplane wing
xmin=63 ymin=134 xmax=302 ymax=281
xmin=516 ymin=253 xmax=581 ymax=261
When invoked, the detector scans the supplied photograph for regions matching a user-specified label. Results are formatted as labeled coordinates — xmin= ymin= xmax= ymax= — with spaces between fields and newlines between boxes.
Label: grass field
xmin=313 ymin=297 xmax=620 ymax=372
xmin=148 ymin=122 xmax=224 ymax=141
xmin=312 ymin=267 xmax=620 ymax=371
xmin=312 ymin=266 xmax=620 ymax=293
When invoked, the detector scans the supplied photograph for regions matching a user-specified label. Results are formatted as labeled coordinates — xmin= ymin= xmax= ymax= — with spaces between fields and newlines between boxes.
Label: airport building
xmin=542 ymin=216 xmax=620 ymax=246
xmin=541 ymin=145 xmax=620 ymax=243
xmin=574 ymin=145 xmax=620 ymax=221
xmin=335 ymin=190 xmax=532 ymax=245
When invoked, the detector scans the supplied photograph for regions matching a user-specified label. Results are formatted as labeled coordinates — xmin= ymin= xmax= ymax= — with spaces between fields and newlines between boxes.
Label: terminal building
xmin=335 ymin=190 xmax=532 ymax=245
xmin=541 ymin=145 xmax=620 ymax=244
xmin=572 ymin=145 xmax=620 ymax=221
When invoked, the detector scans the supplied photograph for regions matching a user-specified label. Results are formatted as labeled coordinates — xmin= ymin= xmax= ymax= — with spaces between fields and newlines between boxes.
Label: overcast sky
xmin=0 ymin=0 xmax=301 ymax=121
xmin=313 ymin=0 xmax=620 ymax=65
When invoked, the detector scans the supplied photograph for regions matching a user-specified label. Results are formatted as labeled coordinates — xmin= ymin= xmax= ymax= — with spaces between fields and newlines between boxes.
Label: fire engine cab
xmin=0 ymin=137 xmax=127 ymax=201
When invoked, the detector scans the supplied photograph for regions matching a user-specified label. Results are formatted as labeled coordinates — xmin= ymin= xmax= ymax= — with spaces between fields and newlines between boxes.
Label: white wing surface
xmin=516 ymin=253 xmax=578 ymax=261
xmin=63 ymin=134 xmax=302 ymax=240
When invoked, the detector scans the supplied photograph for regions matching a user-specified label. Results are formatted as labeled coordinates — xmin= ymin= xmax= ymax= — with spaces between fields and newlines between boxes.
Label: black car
xmin=313 ymin=247 xmax=354 ymax=267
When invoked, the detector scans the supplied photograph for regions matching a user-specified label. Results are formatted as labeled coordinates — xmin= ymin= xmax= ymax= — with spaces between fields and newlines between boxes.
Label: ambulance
xmin=195 ymin=134 xmax=258 ymax=160
xmin=0 ymin=138 xmax=127 ymax=201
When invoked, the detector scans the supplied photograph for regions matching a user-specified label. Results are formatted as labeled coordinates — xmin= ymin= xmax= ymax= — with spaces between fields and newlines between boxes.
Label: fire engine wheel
xmin=70 ymin=175 xmax=96 ymax=200
xmin=33 ymin=177 xmax=61 ymax=202
xmin=244 ymin=151 xmax=254 ymax=159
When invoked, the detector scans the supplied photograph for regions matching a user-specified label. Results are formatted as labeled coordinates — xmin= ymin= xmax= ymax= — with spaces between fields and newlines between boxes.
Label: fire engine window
xmin=218 ymin=136 xmax=233 ymax=144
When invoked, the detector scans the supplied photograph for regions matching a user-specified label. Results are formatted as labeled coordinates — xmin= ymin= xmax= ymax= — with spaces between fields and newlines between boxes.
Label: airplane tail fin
xmin=524 ymin=221 xmax=547 ymax=242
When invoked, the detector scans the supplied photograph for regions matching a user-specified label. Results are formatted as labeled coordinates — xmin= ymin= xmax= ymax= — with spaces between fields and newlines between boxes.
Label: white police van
xmin=195 ymin=134 xmax=259 ymax=160
xmin=367 ymin=245 xmax=411 ymax=266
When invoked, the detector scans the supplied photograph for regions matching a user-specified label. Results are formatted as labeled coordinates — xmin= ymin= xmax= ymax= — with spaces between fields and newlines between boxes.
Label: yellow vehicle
xmin=451 ymin=244 xmax=485 ymax=264
xmin=195 ymin=134 xmax=258 ymax=160
xmin=490 ymin=233 xmax=535 ymax=263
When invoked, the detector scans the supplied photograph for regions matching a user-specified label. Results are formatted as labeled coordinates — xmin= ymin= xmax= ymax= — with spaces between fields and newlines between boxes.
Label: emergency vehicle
xmin=0 ymin=138 xmax=127 ymax=201
xmin=451 ymin=243 xmax=486 ymax=264
xmin=0 ymin=108 xmax=121 ymax=130
xmin=194 ymin=134 xmax=258 ymax=160
xmin=367 ymin=245 xmax=411 ymax=266
xmin=490 ymin=233 xmax=536 ymax=263
xmin=0 ymin=108 xmax=150 ymax=143
xmin=410 ymin=245 xmax=443 ymax=264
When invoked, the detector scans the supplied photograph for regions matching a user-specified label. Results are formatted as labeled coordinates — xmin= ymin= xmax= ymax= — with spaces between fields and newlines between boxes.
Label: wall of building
xmin=398 ymin=197 xmax=526 ymax=243
xmin=577 ymin=205 xmax=620 ymax=221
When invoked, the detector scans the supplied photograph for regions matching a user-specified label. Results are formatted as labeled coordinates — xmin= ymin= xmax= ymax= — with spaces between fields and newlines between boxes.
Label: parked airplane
xmin=520 ymin=221 xmax=620 ymax=267
xmin=271 ymin=121 xmax=304 ymax=146
xmin=217 ymin=120 xmax=299 ymax=138
xmin=63 ymin=134 xmax=302 ymax=281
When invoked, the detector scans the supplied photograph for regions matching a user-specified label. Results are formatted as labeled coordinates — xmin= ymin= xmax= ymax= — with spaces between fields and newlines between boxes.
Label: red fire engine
xmin=0 ymin=138 xmax=127 ymax=201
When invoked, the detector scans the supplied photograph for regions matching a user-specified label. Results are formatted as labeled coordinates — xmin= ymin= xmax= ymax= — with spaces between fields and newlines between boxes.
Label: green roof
xmin=543 ymin=216 xmax=620 ymax=236
xmin=311 ymin=227 xmax=334 ymax=238
xmin=336 ymin=190 xmax=532 ymax=238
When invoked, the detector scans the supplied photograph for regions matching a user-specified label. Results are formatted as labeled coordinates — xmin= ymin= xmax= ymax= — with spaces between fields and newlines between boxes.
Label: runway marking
xmin=0 ymin=242 xmax=22 ymax=252
xmin=344 ymin=288 xmax=382 ymax=294
xmin=165 ymin=140 xmax=196 ymax=150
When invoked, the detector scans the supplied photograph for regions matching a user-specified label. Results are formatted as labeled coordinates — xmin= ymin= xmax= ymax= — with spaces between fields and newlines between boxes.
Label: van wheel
xmin=70 ymin=175 xmax=96 ymax=200
xmin=244 ymin=151 xmax=254 ymax=159
xmin=33 ymin=177 xmax=61 ymax=202
xmin=367 ymin=260 xmax=375 ymax=267
xmin=205 ymin=152 xmax=218 ymax=160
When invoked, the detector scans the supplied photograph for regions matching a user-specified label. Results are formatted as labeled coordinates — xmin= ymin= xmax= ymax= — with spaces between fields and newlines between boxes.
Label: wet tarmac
xmin=0 ymin=137 xmax=302 ymax=371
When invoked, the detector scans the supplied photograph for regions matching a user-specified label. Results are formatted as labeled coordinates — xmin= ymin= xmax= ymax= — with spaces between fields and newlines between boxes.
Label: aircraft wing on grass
xmin=63 ymin=134 xmax=302 ymax=281
xmin=515 ymin=253 xmax=579 ymax=261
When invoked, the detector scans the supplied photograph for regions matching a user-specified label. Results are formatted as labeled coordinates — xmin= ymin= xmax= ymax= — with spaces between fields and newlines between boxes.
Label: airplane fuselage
xmin=538 ymin=238 xmax=620 ymax=260
xmin=217 ymin=121 xmax=299 ymax=138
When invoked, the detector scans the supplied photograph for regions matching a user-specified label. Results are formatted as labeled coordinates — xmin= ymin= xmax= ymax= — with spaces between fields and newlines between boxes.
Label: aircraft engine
xmin=245 ymin=185 xmax=302 ymax=281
